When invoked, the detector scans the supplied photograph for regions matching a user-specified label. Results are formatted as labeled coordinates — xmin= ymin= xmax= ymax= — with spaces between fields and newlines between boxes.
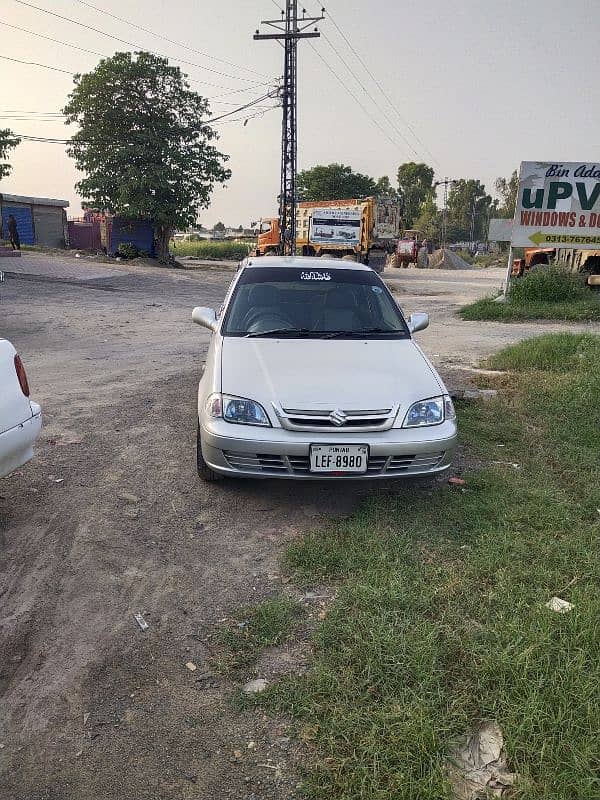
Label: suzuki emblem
xmin=329 ymin=409 xmax=347 ymax=427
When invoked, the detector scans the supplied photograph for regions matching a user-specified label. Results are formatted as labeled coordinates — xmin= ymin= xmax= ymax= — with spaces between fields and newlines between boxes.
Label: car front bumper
xmin=200 ymin=418 xmax=457 ymax=479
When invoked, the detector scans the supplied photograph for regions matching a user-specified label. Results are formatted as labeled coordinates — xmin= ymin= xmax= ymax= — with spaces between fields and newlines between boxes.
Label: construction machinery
xmin=254 ymin=196 xmax=401 ymax=263
xmin=389 ymin=229 xmax=425 ymax=268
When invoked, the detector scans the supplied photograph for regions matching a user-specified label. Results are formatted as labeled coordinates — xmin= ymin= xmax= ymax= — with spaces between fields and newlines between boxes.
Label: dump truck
xmin=254 ymin=196 xmax=401 ymax=263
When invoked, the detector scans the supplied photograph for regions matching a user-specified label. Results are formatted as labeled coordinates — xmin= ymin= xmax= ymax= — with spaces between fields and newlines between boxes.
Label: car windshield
xmin=222 ymin=266 xmax=409 ymax=338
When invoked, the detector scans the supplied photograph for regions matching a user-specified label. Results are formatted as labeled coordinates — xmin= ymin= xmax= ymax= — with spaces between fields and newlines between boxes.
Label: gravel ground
xmin=1 ymin=254 xmax=597 ymax=799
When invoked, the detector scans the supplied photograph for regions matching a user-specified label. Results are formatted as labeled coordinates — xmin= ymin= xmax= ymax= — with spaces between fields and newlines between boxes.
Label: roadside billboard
xmin=309 ymin=208 xmax=361 ymax=245
xmin=513 ymin=161 xmax=600 ymax=248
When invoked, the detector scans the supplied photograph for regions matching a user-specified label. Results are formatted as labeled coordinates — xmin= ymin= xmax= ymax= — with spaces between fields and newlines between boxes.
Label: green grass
xmin=486 ymin=332 xmax=600 ymax=372
xmin=460 ymin=268 xmax=600 ymax=321
xmin=172 ymin=239 xmax=253 ymax=261
xmin=257 ymin=333 xmax=600 ymax=799
xmin=216 ymin=595 xmax=302 ymax=671
xmin=461 ymin=297 xmax=600 ymax=321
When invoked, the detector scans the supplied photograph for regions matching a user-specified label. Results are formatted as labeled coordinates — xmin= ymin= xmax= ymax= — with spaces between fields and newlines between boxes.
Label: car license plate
xmin=309 ymin=444 xmax=369 ymax=473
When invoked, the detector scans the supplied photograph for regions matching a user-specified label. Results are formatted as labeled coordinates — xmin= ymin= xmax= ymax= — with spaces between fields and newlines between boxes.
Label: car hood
xmin=220 ymin=338 xmax=442 ymax=411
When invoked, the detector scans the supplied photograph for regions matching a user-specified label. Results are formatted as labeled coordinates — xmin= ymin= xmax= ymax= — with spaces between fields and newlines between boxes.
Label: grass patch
xmin=216 ymin=595 xmax=302 ymax=671
xmin=172 ymin=239 xmax=253 ymax=261
xmin=265 ymin=333 xmax=600 ymax=799
xmin=460 ymin=296 xmax=600 ymax=321
xmin=460 ymin=268 xmax=600 ymax=321
xmin=486 ymin=332 xmax=600 ymax=372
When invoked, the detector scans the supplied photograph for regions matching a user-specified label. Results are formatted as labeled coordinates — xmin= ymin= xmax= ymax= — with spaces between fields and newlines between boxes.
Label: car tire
xmin=196 ymin=423 xmax=223 ymax=482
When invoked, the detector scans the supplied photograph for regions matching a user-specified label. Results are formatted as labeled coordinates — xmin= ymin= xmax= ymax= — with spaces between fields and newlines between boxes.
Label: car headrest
xmin=247 ymin=284 xmax=281 ymax=306
xmin=325 ymin=286 xmax=357 ymax=309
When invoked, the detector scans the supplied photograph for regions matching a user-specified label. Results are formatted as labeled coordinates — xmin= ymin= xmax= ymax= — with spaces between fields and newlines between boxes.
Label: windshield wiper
xmin=244 ymin=327 xmax=313 ymax=338
xmin=320 ymin=328 xmax=405 ymax=339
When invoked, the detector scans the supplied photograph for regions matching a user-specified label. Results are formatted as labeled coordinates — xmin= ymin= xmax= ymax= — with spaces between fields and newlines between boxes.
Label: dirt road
xmin=1 ymin=255 xmax=597 ymax=799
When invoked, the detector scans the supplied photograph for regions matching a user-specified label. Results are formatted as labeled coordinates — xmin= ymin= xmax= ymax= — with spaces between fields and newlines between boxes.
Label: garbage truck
xmin=254 ymin=196 xmax=401 ymax=263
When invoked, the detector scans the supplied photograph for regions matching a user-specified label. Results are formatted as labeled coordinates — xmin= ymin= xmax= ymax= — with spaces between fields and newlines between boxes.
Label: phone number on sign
xmin=542 ymin=234 xmax=600 ymax=244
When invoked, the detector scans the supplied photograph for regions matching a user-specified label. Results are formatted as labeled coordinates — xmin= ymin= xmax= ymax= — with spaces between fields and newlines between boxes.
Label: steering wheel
xmin=243 ymin=309 xmax=295 ymax=332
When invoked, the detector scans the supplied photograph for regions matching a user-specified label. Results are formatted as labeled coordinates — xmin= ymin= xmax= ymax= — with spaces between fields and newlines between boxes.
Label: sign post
xmin=487 ymin=218 xmax=515 ymax=297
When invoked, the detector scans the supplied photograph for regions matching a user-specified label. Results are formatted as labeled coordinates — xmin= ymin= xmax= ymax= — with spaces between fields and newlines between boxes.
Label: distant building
xmin=0 ymin=193 xmax=69 ymax=248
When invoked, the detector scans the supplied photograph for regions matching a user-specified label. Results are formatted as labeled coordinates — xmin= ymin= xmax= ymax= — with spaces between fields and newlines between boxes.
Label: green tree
xmin=413 ymin=197 xmax=442 ymax=243
xmin=495 ymin=170 xmax=519 ymax=218
xmin=374 ymin=175 xmax=399 ymax=200
xmin=396 ymin=162 xmax=435 ymax=227
xmin=0 ymin=128 xmax=20 ymax=180
xmin=63 ymin=51 xmax=231 ymax=263
xmin=297 ymin=163 xmax=377 ymax=201
xmin=213 ymin=221 xmax=226 ymax=232
xmin=446 ymin=179 xmax=492 ymax=242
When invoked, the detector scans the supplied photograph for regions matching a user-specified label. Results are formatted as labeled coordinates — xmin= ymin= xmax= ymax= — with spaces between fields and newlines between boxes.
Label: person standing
xmin=7 ymin=215 xmax=20 ymax=250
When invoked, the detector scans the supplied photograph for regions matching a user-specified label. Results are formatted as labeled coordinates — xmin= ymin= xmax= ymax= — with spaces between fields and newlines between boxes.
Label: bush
xmin=173 ymin=240 xmax=252 ymax=261
xmin=117 ymin=241 xmax=139 ymax=259
xmin=509 ymin=268 xmax=589 ymax=304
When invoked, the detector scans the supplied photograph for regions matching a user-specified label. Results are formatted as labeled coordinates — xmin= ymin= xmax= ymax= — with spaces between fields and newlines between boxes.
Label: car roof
xmin=243 ymin=256 xmax=372 ymax=272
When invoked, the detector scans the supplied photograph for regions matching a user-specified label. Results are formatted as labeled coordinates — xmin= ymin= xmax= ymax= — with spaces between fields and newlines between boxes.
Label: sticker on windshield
xmin=300 ymin=271 xmax=332 ymax=281
xmin=371 ymin=285 xmax=383 ymax=294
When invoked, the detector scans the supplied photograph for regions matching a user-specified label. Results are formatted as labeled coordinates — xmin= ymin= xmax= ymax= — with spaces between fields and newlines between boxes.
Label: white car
xmin=0 ymin=339 xmax=42 ymax=478
xmin=192 ymin=257 xmax=457 ymax=481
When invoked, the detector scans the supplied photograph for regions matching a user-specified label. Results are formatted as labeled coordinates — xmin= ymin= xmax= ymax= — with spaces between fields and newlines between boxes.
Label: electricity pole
xmin=434 ymin=177 xmax=455 ymax=251
xmin=254 ymin=3 xmax=324 ymax=255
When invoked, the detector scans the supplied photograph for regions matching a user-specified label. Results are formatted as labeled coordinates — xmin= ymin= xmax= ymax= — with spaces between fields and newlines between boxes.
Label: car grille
xmin=276 ymin=406 xmax=397 ymax=432
xmin=223 ymin=451 xmax=445 ymax=476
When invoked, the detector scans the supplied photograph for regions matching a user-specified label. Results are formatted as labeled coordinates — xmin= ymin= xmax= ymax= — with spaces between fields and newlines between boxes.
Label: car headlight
xmin=403 ymin=395 xmax=455 ymax=427
xmin=205 ymin=393 xmax=271 ymax=427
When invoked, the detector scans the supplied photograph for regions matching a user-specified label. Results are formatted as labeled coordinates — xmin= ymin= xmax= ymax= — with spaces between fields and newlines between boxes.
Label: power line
xmin=208 ymin=91 xmax=279 ymax=123
xmin=307 ymin=43 xmax=409 ymax=154
xmin=10 ymin=90 xmax=280 ymax=143
xmin=0 ymin=110 xmax=65 ymax=116
xmin=320 ymin=30 xmax=421 ymax=160
xmin=72 ymin=0 xmax=270 ymax=79
xmin=324 ymin=5 xmax=441 ymax=168
xmin=13 ymin=135 xmax=70 ymax=143
xmin=0 ymin=21 xmax=105 ymax=57
xmin=0 ymin=116 xmax=69 ymax=122
xmin=1 ymin=47 xmax=275 ymax=95
xmin=213 ymin=105 xmax=280 ymax=126
xmin=0 ymin=53 xmax=73 ymax=74
xmin=12 ymin=0 xmax=266 ymax=84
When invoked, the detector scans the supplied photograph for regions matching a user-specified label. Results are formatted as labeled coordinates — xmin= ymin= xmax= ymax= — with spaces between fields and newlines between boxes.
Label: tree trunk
xmin=156 ymin=225 xmax=173 ymax=265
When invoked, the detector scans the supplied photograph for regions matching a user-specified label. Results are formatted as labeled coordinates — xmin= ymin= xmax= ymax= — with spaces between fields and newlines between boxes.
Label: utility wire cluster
xmin=3 ymin=0 xmax=440 ymax=169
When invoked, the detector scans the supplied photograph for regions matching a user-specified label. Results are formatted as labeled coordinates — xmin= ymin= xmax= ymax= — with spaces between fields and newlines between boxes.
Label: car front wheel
xmin=196 ymin=422 xmax=223 ymax=482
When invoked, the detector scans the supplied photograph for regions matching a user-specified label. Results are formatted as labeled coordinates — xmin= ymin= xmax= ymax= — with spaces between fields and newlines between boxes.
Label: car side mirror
xmin=192 ymin=306 xmax=218 ymax=332
xmin=408 ymin=312 xmax=429 ymax=333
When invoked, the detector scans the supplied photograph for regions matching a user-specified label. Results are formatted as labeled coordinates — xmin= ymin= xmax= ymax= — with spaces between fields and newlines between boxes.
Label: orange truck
xmin=254 ymin=196 xmax=401 ymax=263
xmin=512 ymin=247 xmax=600 ymax=290
xmin=511 ymin=247 xmax=556 ymax=277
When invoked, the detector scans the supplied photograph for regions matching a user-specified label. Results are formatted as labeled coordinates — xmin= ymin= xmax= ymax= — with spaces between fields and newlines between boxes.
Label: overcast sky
xmin=2 ymin=0 xmax=599 ymax=226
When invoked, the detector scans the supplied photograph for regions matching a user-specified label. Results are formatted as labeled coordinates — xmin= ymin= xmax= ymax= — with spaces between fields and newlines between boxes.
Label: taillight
xmin=14 ymin=354 xmax=30 ymax=397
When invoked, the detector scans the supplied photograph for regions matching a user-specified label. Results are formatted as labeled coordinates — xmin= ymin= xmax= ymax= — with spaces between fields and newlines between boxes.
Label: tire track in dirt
xmin=0 ymin=368 xmax=365 ymax=799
